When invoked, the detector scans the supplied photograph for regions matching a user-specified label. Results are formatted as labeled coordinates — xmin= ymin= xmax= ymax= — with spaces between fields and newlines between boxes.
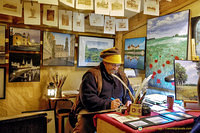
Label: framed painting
xmin=78 ymin=36 xmax=114 ymax=67
xmin=174 ymin=60 xmax=200 ymax=101
xmin=9 ymin=53 xmax=40 ymax=82
xmin=145 ymin=10 xmax=189 ymax=94
xmin=124 ymin=37 xmax=146 ymax=70
xmin=0 ymin=67 xmax=6 ymax=99
xmin=0 ymin=25 xmax=6 ymax=64
xmin=9 ymin=27 xmax=41 ymax=52
xmin=43 ymin=31 xmax=75 ymax=66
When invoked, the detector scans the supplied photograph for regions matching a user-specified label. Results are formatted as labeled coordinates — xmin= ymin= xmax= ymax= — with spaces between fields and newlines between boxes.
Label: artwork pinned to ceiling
xmin=124 ymin=37 xmax=146 ymax=70
xmin=145 ymin=10 xmax=190 ymax=93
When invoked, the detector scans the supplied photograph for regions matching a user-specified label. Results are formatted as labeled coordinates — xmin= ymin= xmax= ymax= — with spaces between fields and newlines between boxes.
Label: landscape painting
xmin=0 ymin=25 xmax=5 ymax=64
xmin=124 ymin=37 xmax=146 ymax=70
xmin=146 ymin=10 xmax=189 ymax=93
xmin=43 ymin=31 xmax=75 ymax=66
xmin=9 ymin=27 xmax=41 ymax=52
xmin=78 ymin=36 xmax=114 ymax=67
xmin=175 ymin=60 xmax=199 ymax=101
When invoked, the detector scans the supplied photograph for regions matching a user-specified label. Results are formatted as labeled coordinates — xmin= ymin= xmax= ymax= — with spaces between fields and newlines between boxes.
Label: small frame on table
xmin=78 ymin=36 xmax=114 ymax=67
xmin=160 ymin=112 xmax=196 ymax=121
xmin=0 ymin=67 xmax=6 ymax=99
xmin=123 ymin=119 xmax=153 ymax=130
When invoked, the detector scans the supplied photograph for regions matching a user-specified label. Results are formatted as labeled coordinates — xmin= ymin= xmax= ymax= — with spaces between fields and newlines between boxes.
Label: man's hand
xmin=125 ymin=100 xmax=132 ymax=107
xmin=111 ymin=98 xmax=121 ymax=109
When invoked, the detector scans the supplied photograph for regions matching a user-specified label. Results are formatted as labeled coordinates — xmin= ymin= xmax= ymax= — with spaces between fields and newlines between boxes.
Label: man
xmin=69 ymin=47 xmax=134 ymax=133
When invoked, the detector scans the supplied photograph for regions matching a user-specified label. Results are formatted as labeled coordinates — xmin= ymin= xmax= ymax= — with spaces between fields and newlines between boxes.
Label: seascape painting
xmin=124 ymin=37 xmax=146 ymax=70
xmin=146 ymin=10 xmax=189 ymax=93
xmin=0 ymin=25 xmax=5 ymax=64
xmin=175 ymin=60 xmax=199 ymax=101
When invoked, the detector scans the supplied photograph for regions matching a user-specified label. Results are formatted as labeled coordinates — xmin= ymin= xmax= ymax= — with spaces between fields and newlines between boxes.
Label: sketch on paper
xmin=0 ymin=25 xmax=5 ymax=64
xmin=59 ymin=0 xmax=74 ymax=8
xmin=76 ymin=0 xmax=93 ymax=10
xmin=73 ymin=12 xmax=84 ymax=32
xmin=38 ymin=0 xmax=58 ymax=5
xmin=59 ymin=10 xmax=72 ymax=30
xmin=144 ymin=0 xmax=159 ymax=16
xmin=104 ymin=16 xmax=115 ymax=34
xmin=24 ymin=2 xmax=40 ymax=25
xmin=89 ymin=13 xmax=104 ymax=26
xmin=43 ymin=5 xmax=58 ymax=26
xmin=110 ymin=0 xmax=124 ymax=16
xmin=116 ymin=19 xmax=128 ymax=31
xmin=43 ymin=31 xmax=75 ymax=66
xmin=9 ymin=53 xmax=40 ymax=82
xmin=9 ymin=27 xmax=41 ymax=52
xmin=125 ymin=0 xmax=141 ymax=13
xmin=95 ymin=0 xmax=109 ymax=15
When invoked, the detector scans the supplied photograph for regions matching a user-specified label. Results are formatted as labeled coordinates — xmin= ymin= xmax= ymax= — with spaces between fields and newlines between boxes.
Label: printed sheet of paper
xmin=116 ymin=19 xmax=128 ymax=31
xmin=89 ymin=13 xmax=104 ymax=26
xmin=73 ymin=12 xmax=85 ymax=32
xmin=60 ymin=0 xmax=75 ymax=8
xmin=125 ymin=0 xmax=141 ymax=13
xmin=110 ymin=0 xmax=124 ymax=16
xmin=43 ymin=5 xmax=58 ymax=26
xmin=0 ymin=0 xmax=22 ymax=17
xmin=38 ymin=0 xmax=58 ymax=5
xmin=104 ymin=16 xmax=115 ymax=34
xmin=95 ymin=0 xmax=110 ymax=15
xmin=144 ymin=0 xmax=159 ymax=16
xmin=24 ymin=2 xmax=40 ymax=25
xmin=59 ymin=10 xmax=72 ymax=30
xmin=76 ymin=0 xmax=93 ymax=10
xmin=107 ymin=114 xmax=139 ymax=123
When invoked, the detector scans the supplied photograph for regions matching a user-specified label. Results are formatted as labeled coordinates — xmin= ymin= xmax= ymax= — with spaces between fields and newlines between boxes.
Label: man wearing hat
xmin=70 ymin=47 xmax=134 ymax=133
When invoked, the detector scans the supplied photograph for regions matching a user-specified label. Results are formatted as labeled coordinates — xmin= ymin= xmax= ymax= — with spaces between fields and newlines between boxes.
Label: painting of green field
xmin=176 ymin=86 xmax=197 ymax=101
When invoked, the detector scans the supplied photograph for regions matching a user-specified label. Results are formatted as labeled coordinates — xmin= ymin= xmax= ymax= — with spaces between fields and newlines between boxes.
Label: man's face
xmin=103 ymin=62 xmax=120 ymax=75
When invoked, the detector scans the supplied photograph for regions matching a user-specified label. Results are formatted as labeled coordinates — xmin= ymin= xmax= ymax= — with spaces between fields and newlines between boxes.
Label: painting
xmin=175 ymin=60 xmax=200 ymax=101
xmin=9 ymin=53 xmax=40 ymax=82
xmin=78 ymin=36 xmax=114 ymax=67
xmin=9 ymin=27 xmax=41 ymax=52
xmin=43 ymin=31 xmax=75 ymax=66
xmin=0 ymin=67 xmax=5 ymax=99
xmin=43 ymin=5 xmax=58 ymax=26
xmin=124 ymin=37 xmax=146 ymax=70
xmin=145 ymin=10 xmax=189 ymax=94
xmin=59 ymin=10 xmax=72 ymax=31
xmin=0 ymin=25 xmax=6 ymax=64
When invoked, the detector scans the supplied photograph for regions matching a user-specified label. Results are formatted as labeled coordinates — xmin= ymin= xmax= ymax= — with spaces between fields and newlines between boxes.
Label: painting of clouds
xmin=146 ymin=10 xmax=189 ymax=94
xmin=175 ymin=60 xmax=200 ymax=101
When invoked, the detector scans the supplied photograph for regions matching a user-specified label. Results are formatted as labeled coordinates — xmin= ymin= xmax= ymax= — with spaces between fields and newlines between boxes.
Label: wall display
xmin=73 ymin=12 xmax=85 ymax=32
xmin=43 ymin=5 xmax=58 ymax=27
xmin=9 ymin=53 xmax=40 ymax=82
xmin=59 ymin=10 xmax=72 ymax=31
xmin=110 ymin=0 xmax=124 ymax=16
xmin=116 ymin=19 xmax=128 ymax=31
xmin=146 ymin=10 xmax=189 ymax=93
xmin=38 ymin=0 xmax=58 ymax=5
xmin=191 ymin=16 xmax=200 ymax=57
xmin=104 ymin=16 xmax=115 ymax=34
xmin=0 ymin=25 xmax=6 ymax=64
xmin=76 ymin=0 xmax=93 ymax=10
xmin=144 ymin=0 xmax=159 ymax=16
xmin=89 ymin=13 xmax=104 ymax=26
xmin=9 ymin=27 xmax=41 ymax=52
xmin=95 ymin=0 xmax=110 ymax=15
xmin=43 ymin=31 xmax=75 ymax=66
xmin=175 ymin=60 xmax=199 ymax=101
xmin=124 ymin=37 xmax=146 ymax=70
xmin=125 ymin=0 xmax=141 ymax=13
xmin=24 ymin=2 xmax=40 ymax=25
xmin=78 ymin=36 xmax=114 ymax=67
xmin=0 ymin=0 xmax=22 ymax=17
xmin=59 ymin=0 xmax=74 ymax=8
xmin=0 ymin=67 xmax=5 ymax=99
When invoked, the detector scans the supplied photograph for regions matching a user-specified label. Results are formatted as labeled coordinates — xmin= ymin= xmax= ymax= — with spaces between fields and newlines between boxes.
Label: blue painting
xmin=146 ymin=10 xmax=189 ymax=93
xmin=124 ymin=37 xmax=146 ymax=70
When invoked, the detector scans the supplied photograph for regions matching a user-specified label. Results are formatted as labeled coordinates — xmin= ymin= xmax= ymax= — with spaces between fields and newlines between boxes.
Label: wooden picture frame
xmin=0 ymin=25 xmax=6 ymax=64
xmin=78 ymin=36 xmax=114 ymax=67
xmin=0 ymin=67 xmax=6 ymax=99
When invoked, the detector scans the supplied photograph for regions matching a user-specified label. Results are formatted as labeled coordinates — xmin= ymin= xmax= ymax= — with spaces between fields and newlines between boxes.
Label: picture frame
xmin=43 ymin=31 xmax=75 ymax=66
xmin=143 ymin=115 xmax=174 ymax=125
xmin=78 ymin=36 xmax=114 ymax=67
xmin=0 ymin=25 xmax=6 ymax=64
xmin=9 ymin=53 xmax=40 ymax=82
xmin=159 ymin=112 xmax=193 ymax=121
xmin=174 ymin=60 xmax=199 ymax=101
xmin=42 ymin=5 xmax=58 ymax=27
xmin=123 ymin=119 xmax=153 ymax=130
xmin=124 ymin=37 xmax=146 ymax=70
xmin=0 ymin=67 xmax=6 ymax=99
xmin=9 ymin=27 xmax=41 ymax=52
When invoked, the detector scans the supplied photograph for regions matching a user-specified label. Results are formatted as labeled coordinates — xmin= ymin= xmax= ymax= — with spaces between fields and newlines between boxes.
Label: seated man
xmin=69 ymin=47 xmax=134 ymax=133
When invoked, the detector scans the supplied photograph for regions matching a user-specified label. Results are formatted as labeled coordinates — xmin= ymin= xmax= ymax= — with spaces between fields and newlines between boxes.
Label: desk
xmin=96 ymin=111 xmax=200 ymax=133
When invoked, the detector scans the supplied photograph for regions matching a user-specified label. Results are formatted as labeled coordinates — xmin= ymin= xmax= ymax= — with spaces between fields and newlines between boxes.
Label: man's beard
xmin=110 ymin=70 xmax=118 ymax=74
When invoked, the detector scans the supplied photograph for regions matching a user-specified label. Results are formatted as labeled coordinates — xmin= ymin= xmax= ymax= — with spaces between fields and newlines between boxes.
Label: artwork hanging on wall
xmin=9 ymin=53 xmax=40 ymax=82
xmin=116 ymin=19 xmax=128 ymax=31
xmin=76 ymin=0 xmax=93 ymax=10
xmin=89 ymin=13 xmax=104 ymax=26
xmin=104 ymin=16 xmax=115 ymax=34
xmin=43 ymin=31 xmax=75 ymax=66
xmin=38 ymin=0 xmax=58 ymax=5
xmin=125 ymin=0 xmax=141 ymax=13
xmin=43 ymin=5 xmax=58 ymax=27
xmin=110 ymin=0 xmax=124 ymax=16
xmin=59 ymin=0 xmax=74 ymax=8
xmin=78 ymin=36 xmax=114 ymax=67
xmin=144 ymin=0 xmax=159 ymax=16
xmin=59 ymin=10 xmax=72 ymax=31
xmin=73 ymin=12 xmax=85 ymax=32
xmin=95 ymin=0 xmax=110 ymax=15
xmin=0 ymin=25 xmax=6 ymax=64
xmin=124 ymin=37 xmax=146 ymax=70
xmin=145 ymin=10 xmax=189 ymax=93
xmin=175 ymin=60 xmax=199 ymax=101
xmin=0 ymin=67 xmax=6 ymax=99
xmin=9 ymin=27 xmax=41 ymax=52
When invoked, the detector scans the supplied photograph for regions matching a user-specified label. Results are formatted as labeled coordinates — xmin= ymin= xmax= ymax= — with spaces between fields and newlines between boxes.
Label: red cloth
xmin=94 ymin=111 xmax=200 ymax=133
